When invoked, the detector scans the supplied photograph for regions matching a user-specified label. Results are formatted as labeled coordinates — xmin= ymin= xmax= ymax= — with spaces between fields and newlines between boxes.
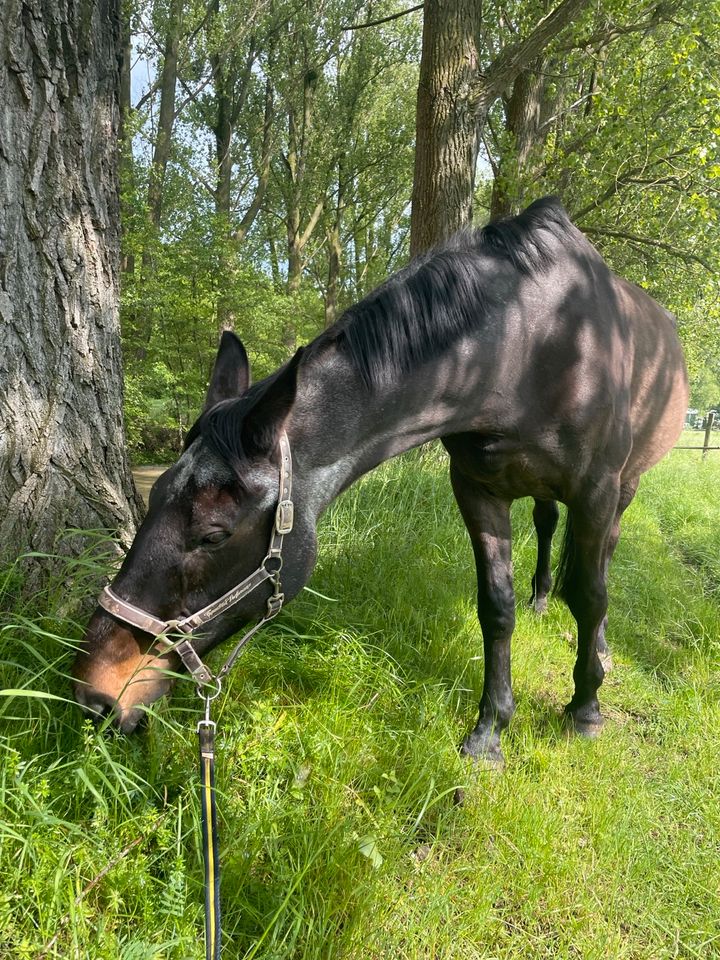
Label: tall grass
xmin=1 ymin=445 xmax=718 ymax=958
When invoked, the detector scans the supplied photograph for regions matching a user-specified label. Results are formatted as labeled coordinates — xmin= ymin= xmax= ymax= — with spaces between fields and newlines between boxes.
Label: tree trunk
xmin=0 ymin=0 xmax=143 ymax=566
xmin=490 ymin=61 xmax=546 ymax=218
xmin=147 ymin=0 xmax=182 ymax=229
xmin=324 ymin=158 xmax=344 ymax=326
xmin=119 ymin=0 xmax=135 ymax=274
xmin=410 ymin=0 xmax=593 ymax=254
xmin=410 ymin=0 xmax=481 ymax=255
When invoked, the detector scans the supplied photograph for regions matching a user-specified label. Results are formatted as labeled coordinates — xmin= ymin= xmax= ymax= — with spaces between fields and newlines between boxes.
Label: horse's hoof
xmin=528 ymin=595 xmax=548 ymax=615
xmin=564 ymin=711 xmax=604 ymax=739
xmin=459 ymin=736 xmax=505 ymax=770
xmin=455 ymin=744 xmax=504 ymax=805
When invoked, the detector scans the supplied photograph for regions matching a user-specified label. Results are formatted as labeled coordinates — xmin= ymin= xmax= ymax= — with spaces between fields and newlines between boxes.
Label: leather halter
xmin=98 ymin=431 xmax=294 ymax=688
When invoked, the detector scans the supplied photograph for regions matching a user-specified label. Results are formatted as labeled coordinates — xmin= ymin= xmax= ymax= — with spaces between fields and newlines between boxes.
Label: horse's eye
xmin=200 ymin=530 xmax=230 ymax=546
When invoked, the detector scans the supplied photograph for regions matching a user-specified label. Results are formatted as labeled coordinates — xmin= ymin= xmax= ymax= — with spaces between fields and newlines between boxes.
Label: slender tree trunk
xmin=119 ymin=0 xmax=135 ymax=275
xmin=491 ymin=61 xmax=546 ymax=218
xmin=324 ymin=159 xmax=344 ymax=326
xmin=147 ymin=0 xmax=183 ymax=228
xmin=209 ymin=22 xmax=256 ymax=330
xmin=267 ymin=226 xmax=281 ymax=291
xmin=282 ymin=63 xmax=323 ymax=297
xmin=0 ymin=0 xmax=143 ymax=566
xmin=213 ymin=69 xmax=233 ymax=224
xmin=285 ymin=103 xmax=303 ymax=295
xmin=235 ymin=76 xmax=274 ymax=243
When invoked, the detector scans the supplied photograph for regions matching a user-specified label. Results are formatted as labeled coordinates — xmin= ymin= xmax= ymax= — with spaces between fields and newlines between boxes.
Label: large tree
xmin=0 ymin=0 xmax=142 ymax=563
xmin=410 ymin=0 xmax=593 ymax=253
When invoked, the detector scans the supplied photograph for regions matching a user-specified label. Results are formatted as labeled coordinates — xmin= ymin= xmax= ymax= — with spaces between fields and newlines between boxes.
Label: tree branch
xmin=477 ymin=0 xmax=594 ymax=109
xmin=572 ymin=149 xmax=692 ymax=219
xmin=345 ymin=3 xmax=424 ymax=31
xmin=559 ymin=1 xmax=673 ymax=53
xmin=581 ymin=226 xmax=714 ymax=272
xmin=298 ymin=197 xmax=326 ymax=250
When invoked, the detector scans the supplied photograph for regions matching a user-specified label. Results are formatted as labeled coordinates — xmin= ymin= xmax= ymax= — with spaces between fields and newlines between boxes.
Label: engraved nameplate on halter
xmin=275 ymin=500 xmax=294 ymax=534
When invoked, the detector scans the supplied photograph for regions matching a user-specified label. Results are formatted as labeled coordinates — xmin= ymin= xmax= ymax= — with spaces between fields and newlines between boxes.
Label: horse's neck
xmin=288 ymin=343 xmax=476 ymax=516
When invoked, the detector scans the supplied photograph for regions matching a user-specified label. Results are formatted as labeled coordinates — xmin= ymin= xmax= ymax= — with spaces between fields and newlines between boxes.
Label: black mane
xmin=183 ymin=370 xmax=287 ymax=480
xmin=310 ymin=196 xmax=575 ymax=388
xmin=187 ymin=197 xmax=576 ymax=470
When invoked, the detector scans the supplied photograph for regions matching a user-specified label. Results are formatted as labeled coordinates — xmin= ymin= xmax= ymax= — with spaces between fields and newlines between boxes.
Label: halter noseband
xmin=97 ymin=431 xmax=294 ymax=688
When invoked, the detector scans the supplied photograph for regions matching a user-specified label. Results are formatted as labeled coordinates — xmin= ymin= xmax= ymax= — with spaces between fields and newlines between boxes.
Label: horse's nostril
xmin=76 ymin=687 xmax=119 ymax=723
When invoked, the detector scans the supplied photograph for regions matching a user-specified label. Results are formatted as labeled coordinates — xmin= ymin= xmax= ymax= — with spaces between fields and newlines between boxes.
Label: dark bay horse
xmin=74 ymin=198 xmax=688 ymax=764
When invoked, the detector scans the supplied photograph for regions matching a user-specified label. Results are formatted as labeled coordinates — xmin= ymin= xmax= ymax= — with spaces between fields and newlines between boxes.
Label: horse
xmin=73 ymin=197 xmax=689 ymax=765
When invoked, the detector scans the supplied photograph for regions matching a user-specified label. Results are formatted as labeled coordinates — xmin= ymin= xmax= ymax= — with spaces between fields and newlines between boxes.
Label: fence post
xmin=702 ymin=410 xmax=716 ymax=460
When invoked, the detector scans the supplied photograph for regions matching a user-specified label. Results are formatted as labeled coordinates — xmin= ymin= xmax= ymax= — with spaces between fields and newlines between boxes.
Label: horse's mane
xmin=186 ymin=197 xmax=575 ymax=472
xmin=310 ymin=196 xmax=575 ymax=388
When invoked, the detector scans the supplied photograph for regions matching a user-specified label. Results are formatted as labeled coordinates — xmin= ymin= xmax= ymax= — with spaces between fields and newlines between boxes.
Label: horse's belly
xmin=443 ymin=432 xmax=563 ymax=501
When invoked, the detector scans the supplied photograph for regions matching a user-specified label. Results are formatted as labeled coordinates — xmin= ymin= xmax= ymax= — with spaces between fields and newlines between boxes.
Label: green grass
xmin=1 ymin=444 xmax=719 ymax=959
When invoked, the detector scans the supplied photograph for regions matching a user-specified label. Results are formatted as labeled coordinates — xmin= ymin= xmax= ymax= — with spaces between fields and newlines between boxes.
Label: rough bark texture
xmin=0 ymin=0 xmax=143 ymax=565
xmin=411 ymin=0 xmax=593 ymax=253
xmin=410 ymin=0 xmax=481 ymax=255
xmin=490 ymin=61 xmax=547 ymax=218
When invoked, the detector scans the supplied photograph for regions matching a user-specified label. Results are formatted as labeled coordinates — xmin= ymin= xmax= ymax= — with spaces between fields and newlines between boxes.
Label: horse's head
xmin=73 ymin=333 xmax=317 ymax=731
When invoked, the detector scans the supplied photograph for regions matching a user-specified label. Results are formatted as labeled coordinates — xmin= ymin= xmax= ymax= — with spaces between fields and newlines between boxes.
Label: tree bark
xmin=324 ymin=169 xmax=344 ymax=327
xmin=410 ymin=0 xmax=481 ymax=255
xmin=411 ymin=0 xmax=593 ymax=253
xmin=0 ymin=0 xmax=143 ymax=566
xmin=490 ymin=61 xmax=546 ymax=218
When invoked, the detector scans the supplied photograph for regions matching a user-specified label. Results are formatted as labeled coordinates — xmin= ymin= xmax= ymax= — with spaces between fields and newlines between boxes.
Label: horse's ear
xmin=242 ymin=348 xmax=304 ymax=457
xmin=203 ymin=331 xmax=251 ymax=411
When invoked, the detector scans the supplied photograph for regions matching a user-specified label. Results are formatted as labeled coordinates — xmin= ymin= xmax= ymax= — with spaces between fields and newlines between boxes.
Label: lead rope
xmin=198 ymin=687 xmax=222 ymax=960
xmin=194 ymin=570 xmax=284 ymax=960
xmin=192 ymin=436 xmax=290 ymax=959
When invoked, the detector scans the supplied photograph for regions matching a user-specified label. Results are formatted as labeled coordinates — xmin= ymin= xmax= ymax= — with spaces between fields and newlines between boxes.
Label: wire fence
xmin=674 ymin=410 xmax=718 ymax=458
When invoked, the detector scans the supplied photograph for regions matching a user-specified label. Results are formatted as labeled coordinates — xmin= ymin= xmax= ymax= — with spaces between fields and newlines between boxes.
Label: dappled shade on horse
xmin=73 ymin=197 xmax=688 ymax=763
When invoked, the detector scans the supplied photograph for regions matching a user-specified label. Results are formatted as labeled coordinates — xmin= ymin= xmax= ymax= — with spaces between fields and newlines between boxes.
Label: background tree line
xmin=122 ymin=0 xmax=720 ymax=463
xmin=2 ymin=0 xmax=718 ymax=560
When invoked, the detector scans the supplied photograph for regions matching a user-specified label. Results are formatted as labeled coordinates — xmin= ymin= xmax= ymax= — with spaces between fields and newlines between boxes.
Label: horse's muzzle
xmin=72 ymin=607 xmax=176 ymax=733
xmin=74 ymin=681 xmax=146 ymax=733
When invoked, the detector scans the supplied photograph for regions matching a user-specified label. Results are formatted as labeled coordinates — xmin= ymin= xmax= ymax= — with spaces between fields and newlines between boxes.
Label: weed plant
xmin=0 ymin=444 xmax=718 ymax=959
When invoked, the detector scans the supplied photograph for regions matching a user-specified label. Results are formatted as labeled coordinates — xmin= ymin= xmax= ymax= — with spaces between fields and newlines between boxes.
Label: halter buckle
xmin=275 ymin=500 xmax=294 ymax=535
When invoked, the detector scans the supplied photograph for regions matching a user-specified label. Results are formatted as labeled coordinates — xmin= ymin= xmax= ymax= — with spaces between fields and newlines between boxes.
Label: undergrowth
xmin=0 ymin=445 xmax=718 ymax=959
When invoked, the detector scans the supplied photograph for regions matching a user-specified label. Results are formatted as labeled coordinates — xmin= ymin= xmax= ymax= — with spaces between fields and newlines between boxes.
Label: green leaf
xmin=358 ymin=835 xmax=383 ymax=868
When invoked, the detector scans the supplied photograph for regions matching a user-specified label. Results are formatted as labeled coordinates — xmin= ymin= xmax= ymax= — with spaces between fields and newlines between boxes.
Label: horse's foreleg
xmin=450 ymin=463 xmax=515 ymax=766
xmin=529 ymin=498 xmax=559 ymax=614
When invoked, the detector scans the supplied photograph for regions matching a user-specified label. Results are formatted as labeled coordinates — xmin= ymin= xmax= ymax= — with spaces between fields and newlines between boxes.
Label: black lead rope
xmin=198 ymin=694 xmax=221 ymax=960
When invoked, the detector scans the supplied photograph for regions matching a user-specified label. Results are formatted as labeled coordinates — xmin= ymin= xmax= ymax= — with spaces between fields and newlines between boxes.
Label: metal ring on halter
xmin=196 ymin=675 xmax=222 ymax=702
xmin=263 ymin=554 xmax=283 ymax=575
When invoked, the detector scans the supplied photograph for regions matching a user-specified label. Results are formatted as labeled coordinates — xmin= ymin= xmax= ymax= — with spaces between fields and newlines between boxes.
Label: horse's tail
xmin=553 ymin=511 xmax=576 ymax=603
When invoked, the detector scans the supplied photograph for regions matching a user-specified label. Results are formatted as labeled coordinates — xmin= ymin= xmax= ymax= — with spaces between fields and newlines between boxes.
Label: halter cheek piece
xmin=97 ymin=431 xmax=294 ymax=689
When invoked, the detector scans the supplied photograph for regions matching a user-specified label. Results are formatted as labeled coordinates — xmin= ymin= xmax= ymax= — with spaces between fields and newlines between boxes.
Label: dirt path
xmin=132 ymin=465 xmax=168 ymax=505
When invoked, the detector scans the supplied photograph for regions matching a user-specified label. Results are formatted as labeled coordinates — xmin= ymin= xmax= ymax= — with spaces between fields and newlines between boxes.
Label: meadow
xmin=1 ymin=440 xmax=718 ymax=959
